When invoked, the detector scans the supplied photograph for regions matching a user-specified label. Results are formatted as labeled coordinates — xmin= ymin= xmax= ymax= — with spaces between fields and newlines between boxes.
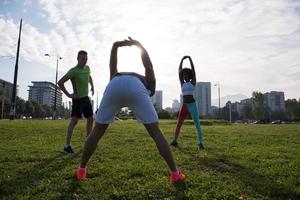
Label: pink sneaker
xmin=76 ymin=167 xmax=87 ymax=180
xmin=169 ymin=170 xmax=186 ymax=183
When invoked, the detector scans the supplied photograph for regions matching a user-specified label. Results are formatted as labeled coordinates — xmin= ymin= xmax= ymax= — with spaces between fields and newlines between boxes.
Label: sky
xmin=1 ymin=0 xmax=300 ymax=108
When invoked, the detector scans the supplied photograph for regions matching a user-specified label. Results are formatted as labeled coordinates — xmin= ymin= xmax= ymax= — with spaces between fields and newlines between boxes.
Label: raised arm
xmin=109 ymin=43 xmax=119 ymax=81
xmin=109 ymin=40 xmax=133 ymax=80
xmin=178 ymin=57 xmax=185 ymax=85
xmin=187 ymin=56 xmax=196 ymax=85
xmin=128 ymin=37 xmax=155 ymax=81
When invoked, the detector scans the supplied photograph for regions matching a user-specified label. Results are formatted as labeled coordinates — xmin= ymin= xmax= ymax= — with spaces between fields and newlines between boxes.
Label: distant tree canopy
xmin=0 ymin=96 xmax=71 ymax=119
xmin=286 ymin=99 xmax=300 ymax=121
xmin=252 ymin=91 xmax=269 ymax=120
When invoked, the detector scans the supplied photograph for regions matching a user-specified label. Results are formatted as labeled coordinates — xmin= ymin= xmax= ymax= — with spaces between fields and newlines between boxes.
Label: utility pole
xmin=229 ymin=101 xmax=232 ymax=123
xmin=214 ymin=82 xmax=221 ymax=119
xmin=45 ymin=53 xmax=62 ymax=119
xmin=10 ymin=19 xmax=22 ymax=120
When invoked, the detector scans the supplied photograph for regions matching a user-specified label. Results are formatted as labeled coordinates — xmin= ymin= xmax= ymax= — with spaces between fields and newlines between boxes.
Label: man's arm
xmin=58 ymin=75 xmax=79 ymax=99
xmin=89 ymin=75 xmax=94 ymax=96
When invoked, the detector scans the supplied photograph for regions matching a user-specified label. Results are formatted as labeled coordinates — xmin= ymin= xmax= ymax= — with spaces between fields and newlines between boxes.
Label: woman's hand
xmin=182 ymin=55 xmax=191 ymax=60
xmin=113 ymin=40 xmax=132 ymax=48
xmin=113 ymin=37 xmax=144 ymax=49
xmin=128 ymin=37 xmax=144 ymax=48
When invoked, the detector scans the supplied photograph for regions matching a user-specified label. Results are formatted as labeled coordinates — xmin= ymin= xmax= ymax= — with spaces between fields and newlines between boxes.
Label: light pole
xmin=228 ymin=101 xmax=232 ymax=123
xmin=214 ymin=82 xmax=221 ymax=119
xmin=9 ymin=19 xmax=22 ymax=120
xmin=45 ymin=53 xmax=62 ymax=120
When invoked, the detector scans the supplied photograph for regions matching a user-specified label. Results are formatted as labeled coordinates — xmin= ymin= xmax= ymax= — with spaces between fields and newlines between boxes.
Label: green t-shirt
xmin=66 ymin=65 xmax=90 ymax=98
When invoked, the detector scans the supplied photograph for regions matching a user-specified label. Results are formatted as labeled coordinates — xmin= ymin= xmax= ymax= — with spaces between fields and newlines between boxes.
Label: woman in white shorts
xmin=76 ymin=37 xmax=185 ymax=183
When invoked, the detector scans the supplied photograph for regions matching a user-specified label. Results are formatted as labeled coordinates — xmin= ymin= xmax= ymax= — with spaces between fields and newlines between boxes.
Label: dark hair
xmin=77 ymin=50 xmax=87 ymax=57
xmin=179 ymin=68 xmax=193 ymax=80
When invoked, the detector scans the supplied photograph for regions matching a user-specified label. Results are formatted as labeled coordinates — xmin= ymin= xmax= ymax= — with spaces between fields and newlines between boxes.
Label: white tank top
xmin=181 ymin=82 xmax=195 ymax=96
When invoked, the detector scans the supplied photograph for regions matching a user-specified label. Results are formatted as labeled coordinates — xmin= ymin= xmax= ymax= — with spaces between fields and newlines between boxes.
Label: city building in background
xmin=264 ymin=91 xmax=286 ymax=112
xmin=28 ymin=81 xmax=62 ymax=107
xmin=193 ymin=82 xmax=212 ymax=116
xmin=0 ymin=79 xmax=18 ymax=100
xmin=230 ymin=91 xmax=286 ymax=119
xmin=171 ymin=99 xmax=180 ymax=112
xmin=151 ymin=90 xmax=163 ymax=110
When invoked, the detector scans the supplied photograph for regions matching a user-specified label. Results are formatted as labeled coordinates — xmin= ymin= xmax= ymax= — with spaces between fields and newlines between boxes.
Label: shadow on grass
xmin=0 ymin=150 xmax=83 ymax=199
xmin=177 ymin=147 xmax=299 ymax=199
xmin=204 ymin=158 xmax=299 ymax=199
xmin=173 ymin=180 xmax=188 ymax=199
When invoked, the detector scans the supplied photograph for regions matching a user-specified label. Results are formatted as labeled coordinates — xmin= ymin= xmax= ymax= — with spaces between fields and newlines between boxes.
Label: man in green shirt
xmin=58 ymin=50 xmax=94 ymax=153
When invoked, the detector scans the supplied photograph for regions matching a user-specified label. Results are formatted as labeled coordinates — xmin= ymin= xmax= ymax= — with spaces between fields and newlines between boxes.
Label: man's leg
xmin=66 ymin=116 xmax=79 ymax=146
xmin=144 ymin=123 xmax=177 ymax=172
xmin=86 ymin=116 xmax=93 ymax=137
xmin=80 ymin=123 xmax=109 ymax=168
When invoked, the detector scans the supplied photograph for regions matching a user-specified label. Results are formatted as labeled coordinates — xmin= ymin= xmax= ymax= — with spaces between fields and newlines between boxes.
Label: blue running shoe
xmin=170 ymin=139 xmax=178 ymax=147
xmin=64 ymin=145 xmax=74 ymax=154
xmin=198 ymin=143 xmax=205 ymax=150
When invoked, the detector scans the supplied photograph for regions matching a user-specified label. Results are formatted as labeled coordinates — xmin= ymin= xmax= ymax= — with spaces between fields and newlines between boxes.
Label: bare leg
xmin=80 ymin=123 xmax=109 ymax=168
xmin=144 ymin=123 xmax=177 ymax=172
xmin=66 ymin=116 xmax=79 ymax=145
xmin=86 ymin=116 xmax=94 ymax=137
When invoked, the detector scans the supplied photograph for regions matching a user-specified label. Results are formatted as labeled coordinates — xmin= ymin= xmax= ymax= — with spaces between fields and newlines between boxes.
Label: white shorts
xmin=96 ymin=75 xmax=159 ymax=124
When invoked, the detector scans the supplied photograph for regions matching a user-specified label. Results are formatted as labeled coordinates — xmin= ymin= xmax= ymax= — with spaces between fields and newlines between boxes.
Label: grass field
xmin=0 ymin=120 xmax=299 ymax=200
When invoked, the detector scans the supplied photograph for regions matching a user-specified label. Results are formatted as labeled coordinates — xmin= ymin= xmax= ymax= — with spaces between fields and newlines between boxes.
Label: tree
xmin=286 ymin=99 xmax=300 ymax=121
xmin=56 ymin=105 xmax=71 ymax=118
xmin=221 ymin=106 xmax=229 ymax=120
xmin=293 ymin=106 xmax=300 ymax=121
xmin=242 ymin=104 xmax=254 ymax=120
xmin=1 ymin=98 xmax=10 ymax=118
xmin=42 ymin=104 xmax=53 ymax=117
xmin=25 ymin=101 xmax=34 ymax=117
xmin=270 ymin=110 xmax=288 ymax=121
xmin=16 ymin=97 xmax=26 ymax=117
xmin=157 ymin=109 xmax=172 ymax=119
xmin=31 ymin=101 xmax=45 ymax=118
xmin=252 ymin=91 xmax=268 ymax=120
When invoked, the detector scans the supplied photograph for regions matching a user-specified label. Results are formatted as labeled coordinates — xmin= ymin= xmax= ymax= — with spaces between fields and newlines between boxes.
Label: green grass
xmin=0 ymin=120 xmax=299 ymax=200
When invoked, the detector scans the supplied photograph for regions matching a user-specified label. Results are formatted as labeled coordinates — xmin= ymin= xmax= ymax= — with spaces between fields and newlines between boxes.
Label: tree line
xmin=221 ymin=92 xmax=300 ymax=122
xmin=0 ymin=96 xmax=71 ymax=119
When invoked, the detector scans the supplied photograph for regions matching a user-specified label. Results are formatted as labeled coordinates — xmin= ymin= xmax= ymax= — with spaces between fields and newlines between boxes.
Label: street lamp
xmin=45 ymin=53 xmax=62 ymax=120
xmin=228 ymin=101 xmax=232 ymax=123
xmin=214 ymin=82 xmax=221 ymax=119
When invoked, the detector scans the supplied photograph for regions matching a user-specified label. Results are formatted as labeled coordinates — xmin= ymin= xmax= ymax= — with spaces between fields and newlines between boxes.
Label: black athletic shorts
xmin=71 ymin=96 xmax=93 ymax=118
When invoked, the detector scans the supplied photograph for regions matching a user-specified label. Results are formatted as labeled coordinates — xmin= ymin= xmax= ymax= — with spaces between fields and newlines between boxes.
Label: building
xmin=235 ymin=98 xmax=253 ymax=117
xmin=172 ymin=99 xmax=180 ymax=112
xmin=231 ymin=102 xmax=242 ymax=114
xmin=151 ymin=90 xmax=163 ymax=110
xmin=28 ymin=81 xmax=62 ymax=107
xmin=232 ymin=91 xmax=286 ymax=118
xmin=264 ymin=91 xmax=286 ymax=112
xmin=165 ymin=107 xmax=173 ymax=113
xmin=0 ymin=79 xmax=17 ymax=100
xmin=193 ymin=82 xmax=211 ymax=116
xmin=211 ymin=106 xmax=220 ymax=116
